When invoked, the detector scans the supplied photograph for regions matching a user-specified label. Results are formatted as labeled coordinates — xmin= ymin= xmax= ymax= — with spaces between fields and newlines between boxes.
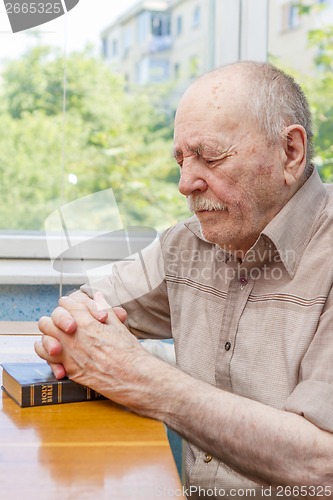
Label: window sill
xmin=0 ymin=259 xmax=110 ymax=285
xmin=0 ymin=230 xmax=155 ymax=285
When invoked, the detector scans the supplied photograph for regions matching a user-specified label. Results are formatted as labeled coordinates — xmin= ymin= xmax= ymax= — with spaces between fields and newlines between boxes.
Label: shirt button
xmin=204 ymin=453 xmax=212 ymax=463
xmin=225 ymin=341 xmax=231 ymax=351
xmin=240 ymin=276 xmax=248 ymax=287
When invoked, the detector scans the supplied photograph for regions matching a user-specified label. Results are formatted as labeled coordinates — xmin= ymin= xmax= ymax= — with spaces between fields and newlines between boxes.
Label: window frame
xmin=0 ymin=231 xmax=156 ymax=285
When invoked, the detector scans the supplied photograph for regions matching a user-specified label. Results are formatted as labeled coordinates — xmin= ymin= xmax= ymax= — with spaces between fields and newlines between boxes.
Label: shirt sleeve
xmin=80 ymin=228 xmax=173 ymax=340
xmin=284 ymin=284 xmax=333 ymax=432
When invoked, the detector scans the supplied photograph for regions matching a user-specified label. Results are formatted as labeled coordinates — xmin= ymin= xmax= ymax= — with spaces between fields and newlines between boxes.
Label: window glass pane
xmin=1 ymin=0 xmax=333 ymax=247
xmin=193 ymin=5 xmax=201 ymax=27
xmin=176 ymin=15 xmax=183 ymax=35
xmin=0 ymin=1 xmax=187 ymax=238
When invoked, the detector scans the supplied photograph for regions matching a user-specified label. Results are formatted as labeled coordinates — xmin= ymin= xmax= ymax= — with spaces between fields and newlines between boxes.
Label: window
xmin=176 ymin=15 xmax=183 ymax=36
xmin=112 ymin=39 xmax=118 ymax=58
xmin=152 ymin=15 xmax=163 ymax=37
xmin=152 ymin=13 xmax=171 ymax=37
xmin=149 ymin=59 xmax=169 ymax=82
xmin=0 ymin=4 xmax=188 ymax=269
xmin=193 ymin=5 xmax=201 ymax=28
xmin=281 ymin=2 xmax=300 ymax=31
xmin=5 ymin=0 xmax=333 ymax=271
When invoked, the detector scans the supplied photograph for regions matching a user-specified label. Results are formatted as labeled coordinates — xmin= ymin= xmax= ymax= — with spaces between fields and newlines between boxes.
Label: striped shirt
xmin=83 ymin=167 xmax=333 ymax=498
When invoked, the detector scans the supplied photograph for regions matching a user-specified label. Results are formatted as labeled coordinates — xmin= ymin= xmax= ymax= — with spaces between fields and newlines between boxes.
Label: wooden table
xmin=0 ymin=322 xmax=184 ymax=499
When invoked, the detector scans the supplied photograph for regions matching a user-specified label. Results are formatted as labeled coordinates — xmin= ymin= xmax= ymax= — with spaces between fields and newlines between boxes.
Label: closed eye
xmin=171 ymin=149 xmax=183 ymax=167
xmin=204 ymin=150 xmax=237 ymax=166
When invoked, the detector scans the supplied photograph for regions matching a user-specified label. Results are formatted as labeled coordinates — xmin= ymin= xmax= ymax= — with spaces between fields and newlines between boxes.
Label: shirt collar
xmin=184 ymin=215 xmax=205 ymax=240
xmin=184 ymin=168 xmax=327 ymax=276
xmin=262 ymin=167 xmax=327 ymax=277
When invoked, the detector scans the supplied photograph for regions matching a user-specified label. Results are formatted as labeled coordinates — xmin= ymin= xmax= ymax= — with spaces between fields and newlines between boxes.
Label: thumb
xmin=93 ymin=291 xmax=127 ymax=324
xmin=113 ymin=306 xmax=127 ymax=324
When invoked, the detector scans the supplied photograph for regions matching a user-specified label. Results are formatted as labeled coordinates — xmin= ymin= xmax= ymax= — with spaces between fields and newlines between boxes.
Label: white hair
xmin=202 ymin=61 xmax=314 ymax=177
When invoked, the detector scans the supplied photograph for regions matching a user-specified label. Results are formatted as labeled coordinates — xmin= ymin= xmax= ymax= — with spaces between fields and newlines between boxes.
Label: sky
xmin=0 ymin=0 xmax=139 ymax=63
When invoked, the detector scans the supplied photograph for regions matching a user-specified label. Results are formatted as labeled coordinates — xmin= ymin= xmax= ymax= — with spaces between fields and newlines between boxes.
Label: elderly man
xmin=35 ymin=61 xmax=333 ymax=499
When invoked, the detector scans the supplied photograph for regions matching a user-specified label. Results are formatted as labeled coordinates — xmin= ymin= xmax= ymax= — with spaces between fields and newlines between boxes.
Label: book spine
xmin=21 ymin=381 xmax=104 ymax=407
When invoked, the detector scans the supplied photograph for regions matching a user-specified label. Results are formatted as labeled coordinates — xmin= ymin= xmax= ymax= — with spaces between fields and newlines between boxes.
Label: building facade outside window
xmin=137 ymin=11 xmax=150 ymax=44
xmin=123 ymin=26 xmax=133 ymax=58
xmin=112 ymin=39 xmax=118 ymax=58
xmin=189 ymin=54 xmax=200 ymax=77
xmin=102 ymin=37 xmax=108 ymax=58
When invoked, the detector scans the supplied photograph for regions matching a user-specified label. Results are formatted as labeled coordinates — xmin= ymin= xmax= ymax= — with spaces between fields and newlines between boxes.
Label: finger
xmin=34 ymin=341 xmax=66 ymax=380
xmin=83 ymin=292 xmax=109 ymax=322
xmin=34 ymin=339 xmax=61 ymax=364
xmin=93 ymin=293 xmax=127 ymax=323
xmin=49 ymin=362 xmax=67 ymax=380
xmin=51 ymin=306 xmax=77 ymax=334
xmin=68 ymin=290 xmax=93 ymax=303
xmin=34 ymin=339 xmax=48 ymax=360
xmin=42 ymin=335 xmax=62 ymax=357
xmin=93 ymin=291 xmax=112 ymax=310
xmin=38 ymin=315 xmax=64 ymax=341
xmin=113 ymin=307 xmax=127 ymax=324
xmin=59 ymin=294 xmax=109 ymax=321
xmin=35 ymin=334 xmax=67 ymax=380
xmin=92 ymin=293 xmax=128 ymax=326
xmin=62 ymin=291 xmax=108 ymax=322
xmin=59 ymin=295 xmax=122 ymax=329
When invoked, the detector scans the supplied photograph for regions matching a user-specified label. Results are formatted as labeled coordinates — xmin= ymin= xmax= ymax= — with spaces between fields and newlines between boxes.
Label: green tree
xmin=305 ymin=24 xmax=333 ymax=182
xmin=0 ymin=46 xmax=188 ymax=231
xmin=281 ymin=1 xmax=333 ymax=182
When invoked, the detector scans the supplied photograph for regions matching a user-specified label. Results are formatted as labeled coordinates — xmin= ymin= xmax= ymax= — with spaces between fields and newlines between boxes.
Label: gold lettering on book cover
xmin=41 ymin=384 xmax=53 ymax=404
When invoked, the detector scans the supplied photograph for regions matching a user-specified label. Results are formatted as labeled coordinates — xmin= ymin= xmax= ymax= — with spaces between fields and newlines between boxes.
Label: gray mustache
xmin=187 ymin=196 xmax=227 ymax=212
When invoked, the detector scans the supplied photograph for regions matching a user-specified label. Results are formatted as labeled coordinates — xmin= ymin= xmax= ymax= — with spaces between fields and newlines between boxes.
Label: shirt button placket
xmin=224 ymin=341 xmax=231 ymax=351
xmin=240 ymin=275 xmax=248 ymax=290
xmin=203 ymin=453 xmax=213 ymax=464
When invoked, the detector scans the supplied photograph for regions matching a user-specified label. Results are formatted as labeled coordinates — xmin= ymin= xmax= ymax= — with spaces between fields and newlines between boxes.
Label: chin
xmin=199 ymin=222 xmax=239 ymax=250
xmin=198 ymin=225 xmax=222 ymax=246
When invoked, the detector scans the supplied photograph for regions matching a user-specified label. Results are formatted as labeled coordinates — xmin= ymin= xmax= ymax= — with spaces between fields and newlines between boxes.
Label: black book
xmin=1 ymin=362 xmax=105 ymax=407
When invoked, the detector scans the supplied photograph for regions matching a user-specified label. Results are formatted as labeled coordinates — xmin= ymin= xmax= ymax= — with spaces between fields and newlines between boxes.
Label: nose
xmin=178 ymin=164 xmax=208 ymax=197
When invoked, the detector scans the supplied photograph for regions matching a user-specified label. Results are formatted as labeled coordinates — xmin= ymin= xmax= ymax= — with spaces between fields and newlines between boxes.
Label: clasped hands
xmin=34 ymin=291 xmax=161 ymax=413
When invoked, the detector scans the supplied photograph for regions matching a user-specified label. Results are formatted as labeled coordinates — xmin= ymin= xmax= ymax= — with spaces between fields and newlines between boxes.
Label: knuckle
xmin=58 ymin=295 xmax=70 ymax=307
xmin=38 ymin=315 xmax=50 ymax=331
xmin=51 ymin=306 xmax=69 ymax=325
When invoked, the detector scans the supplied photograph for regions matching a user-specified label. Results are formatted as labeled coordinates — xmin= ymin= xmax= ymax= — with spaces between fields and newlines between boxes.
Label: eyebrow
xmin=171 ymin=148 xmax=182 ymax=160
xmin=171 ymin=143 xmax=206 ymax=159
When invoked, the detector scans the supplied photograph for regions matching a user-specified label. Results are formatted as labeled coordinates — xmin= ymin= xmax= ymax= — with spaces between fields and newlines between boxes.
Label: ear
xmin=282 ymin=125 xmax=307 ymax=187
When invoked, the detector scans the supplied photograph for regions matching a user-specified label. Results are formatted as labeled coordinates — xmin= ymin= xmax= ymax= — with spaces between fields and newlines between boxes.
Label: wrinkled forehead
xmin=175 ymin=69 xmax=249 ymax=127
xmin=174 ymin=74 xmax=253 ymax=148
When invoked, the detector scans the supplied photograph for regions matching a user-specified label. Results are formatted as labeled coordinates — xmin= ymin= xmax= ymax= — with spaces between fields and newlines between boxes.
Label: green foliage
xmin=0 ymin=46 xmax=189 ymax=231
xmin=304 ymin=22 xmax=333 ymax=181
xmin=271 ymin=1 xmax=333 ymax=183
xmin=292 ymin=1 xmax=326 ymax=16
xmin=307 ymin=26 xmax=333 ymax=69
